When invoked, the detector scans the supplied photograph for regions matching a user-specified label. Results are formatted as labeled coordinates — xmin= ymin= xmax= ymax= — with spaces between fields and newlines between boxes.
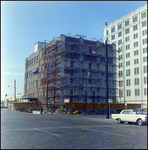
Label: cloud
xmin=2 ymin=64 xmax=24 ymax=69
xmin=2 ymin=71 xmax=24 ymax=76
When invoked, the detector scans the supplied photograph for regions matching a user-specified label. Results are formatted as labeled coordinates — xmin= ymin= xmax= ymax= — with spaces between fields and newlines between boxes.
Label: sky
xmin=1 ymin=1 xmax=147 ymax=101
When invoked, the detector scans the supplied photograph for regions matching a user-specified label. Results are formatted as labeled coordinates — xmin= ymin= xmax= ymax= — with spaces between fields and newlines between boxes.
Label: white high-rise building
xmin=103 ymin=4 xmax=147 ymax=108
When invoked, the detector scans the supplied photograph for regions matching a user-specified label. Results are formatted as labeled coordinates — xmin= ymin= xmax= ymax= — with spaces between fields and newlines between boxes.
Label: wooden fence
xmin=65 ymin=103 xmax=141 ymax=110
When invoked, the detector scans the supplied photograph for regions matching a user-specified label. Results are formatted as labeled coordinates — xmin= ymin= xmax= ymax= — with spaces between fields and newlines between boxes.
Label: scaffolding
xmin=37 ymin=34 xmax=120 ymax=108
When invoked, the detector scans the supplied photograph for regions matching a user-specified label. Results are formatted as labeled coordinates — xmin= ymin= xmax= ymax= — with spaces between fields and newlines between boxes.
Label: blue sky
xmin=1 ymin=1 xmax=147 ymax=100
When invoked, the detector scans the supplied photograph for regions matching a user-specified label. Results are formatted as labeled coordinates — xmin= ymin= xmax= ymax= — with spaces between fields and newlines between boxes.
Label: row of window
xmin=119 ymin=88 xmax=147 ymax=97
xmin=125 ymin=57 xmax=147 ymax=66
xmin=118 ymin=47 xmax=147 ymax=61
xmin=127 ymin=88 xmax=147 ymax=96
xmin=25 ymin=70 xmax=39 ymax=79
xmin=126 ymin=66 xmax=147 ymax=76
xmin=112 ymin=29 xmax=147 ymax=41
xmin=26 ymin=56 xmax=39 ymax=68
xmin=28 ymin=93 xmax=36 ymax=98
xmin=119 ymin=66 xmax=147 ymax=77
xmin=125 ymin=50 xmax=147 ymax=62
xmin=119 ymin=76 xmax=147 ymax=87
xmin=25 ymin=80 xmax=38 ymax=90
xmin=118 ymin=38 xmax=147 ymax=47
xmin=106 ymin=18 xmax=147 ymax=35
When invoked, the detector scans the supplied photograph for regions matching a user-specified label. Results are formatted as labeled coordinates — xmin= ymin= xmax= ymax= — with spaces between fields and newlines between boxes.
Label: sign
xmin=108 ymin=99 xmax=113 ymax=103
xmin=64 ymin=99 xmax=69 ymax=103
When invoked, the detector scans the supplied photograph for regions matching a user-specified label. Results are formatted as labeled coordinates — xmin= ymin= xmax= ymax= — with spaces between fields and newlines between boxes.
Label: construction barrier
xmin=65 ymin=103 xmax=141 ymax=110
xmin=14 ymin=101 xmax=41 ymax=112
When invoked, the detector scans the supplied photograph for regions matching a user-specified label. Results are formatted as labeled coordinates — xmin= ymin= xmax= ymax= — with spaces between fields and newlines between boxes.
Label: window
xmin=33 ymin=93 xmax=35 ymax=98
xmin=133 ymin=16 xmax=137 ymax=23
xmin=126 ymin=61 xmax=130 ymax=66
xmin=141 ymin=12 xmax=146 ymax=19
xmin=119 ymin=71 xmax=122 ymax=77
xmin=30 ymin=60 xmax=31 ymax=66
xmin=125 ymin=36 xmax=130 ymax=42
xmin=134 ymin=50 xmax=138 ymax=56
xmin=106 ymin=30 xmax=108 ymax=35
xmin=143 ymin=38 xmax=147 ymax=45
xmin=134 ymin=67 xmax=139 ymax=75
xmin=118 ymin=32 xmax=122 ymax=37
xmin=126 ymin=110 xmax=133 ymax=114
xmin=32 ymin=59 xmax=34 ymax=65
xmin=142 ymin=29 xmax=147 ymax=36
xmin=125 ymin=20 xmax=129 ymax=26
xmin=133 ymin=24 xmax=138 ymax=31
xmin=134 ymin=58 xmax=139 ymax=64
xmin=118 ymin=39 xmax=122 ymax=45
xmin=127 ymin=89 xmax=131 ymax=96
xmin=126 ymin=69 xmax=130 ymax=76
xmin=126 ymin=52 xmax=130 ymax=58
xmin=143 ymin=56 xmax=147 ymax=62
xmin=142 ymin=21 xmax=146 ymax=27
xmin=111 ymin=26 xmax=115 ymax=33
xmin=144 ymin=77 xmax=147 ymax=84
xmin=118 ymin=55 xmax=122 ymax=60
xmin=143 ymin=66 xmax=147 ymax=73
xmin=119 ymin=63 xmax=122 ymax=68
xmin=125 ymin=28 xmax=129 ymax=34
xmin=119 ymin=90 xmax=123 ymax=97
xmin=34 ymin=57 xmax=36 ymax=64
xmin=126 ymin=44 xmax=130 ymax=50
xmin=118 ymin=24 xmax=122 ymax=30
xmin=37 ymin=56 xmax=39 ymax=63
xmin=121 ymin=110 xmax=126 ymax=114
xmin=39 ymin=60 xmax=41 ymax=66
xmin=144 ymin=88 xmax=147 ymax=95
xmin=118 ymin=47 xmax=122 ymax=52
xmin=126 ymin=79 xmax=131 ymax=86
xmin=135 ymin=78 xmax=139 ymax=85
xmin=133 ymin=33 xmax=138 ymax=39
xmin=33 ymin=81 xmax=36 ymax=87
xmin=143 ymin=47 xmax=147 ymax=53
xmin=111 ymin=35 xmax=115 ymax=40
xmin=134 ymin=41 xmax=138 ymax=47
xmin=119 ymin=81 xmax=123 ymax=87
xmin=135 ymin=89 xmax=140 ymax=96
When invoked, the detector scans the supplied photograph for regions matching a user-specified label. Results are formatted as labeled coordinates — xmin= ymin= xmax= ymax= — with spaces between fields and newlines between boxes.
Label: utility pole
xmin=46 ymin=64 xmax=49 ymax=109
xmin=105 ymin=37 xmax=109 ymax=119
xmin=14 ymin=79 xmax=16 ymax=102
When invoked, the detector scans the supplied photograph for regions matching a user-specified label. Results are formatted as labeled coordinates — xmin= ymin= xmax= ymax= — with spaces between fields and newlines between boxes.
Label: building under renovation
xmin=24 ymin=34 xmax=117 ymax=109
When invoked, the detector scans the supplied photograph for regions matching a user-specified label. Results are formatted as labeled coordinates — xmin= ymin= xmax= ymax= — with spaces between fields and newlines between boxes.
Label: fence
xmin=65 ymin=103 xmax=141 ymax=110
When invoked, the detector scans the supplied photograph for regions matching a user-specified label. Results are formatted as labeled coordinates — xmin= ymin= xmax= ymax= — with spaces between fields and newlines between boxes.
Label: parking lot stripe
xmin=82 ymin=128 xmax=127 ymax=137
xmin=33 ymin=128 xmax=60 ymax=137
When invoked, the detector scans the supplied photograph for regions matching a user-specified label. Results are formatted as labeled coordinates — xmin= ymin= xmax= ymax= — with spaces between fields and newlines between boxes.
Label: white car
xmin=111 ymin=109 xmax=147 ymax=126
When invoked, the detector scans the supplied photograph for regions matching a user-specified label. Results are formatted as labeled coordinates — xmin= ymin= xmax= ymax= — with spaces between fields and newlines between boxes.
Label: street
xmin=1 ymin=109 xmax=147 ymax=149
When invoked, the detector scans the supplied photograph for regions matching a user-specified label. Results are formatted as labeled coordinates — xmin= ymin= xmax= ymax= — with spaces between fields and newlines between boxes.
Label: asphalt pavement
xmin=1 ymin=109 xmax=147 ymax=149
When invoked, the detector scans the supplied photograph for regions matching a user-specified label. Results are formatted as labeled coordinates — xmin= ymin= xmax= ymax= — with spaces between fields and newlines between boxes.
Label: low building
xmin=4 ymin=93 xmax=24 ymax=109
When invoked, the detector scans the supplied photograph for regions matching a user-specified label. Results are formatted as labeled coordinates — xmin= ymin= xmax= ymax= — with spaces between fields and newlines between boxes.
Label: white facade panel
xmin=103 ymin=4 xmax=147 ymax=108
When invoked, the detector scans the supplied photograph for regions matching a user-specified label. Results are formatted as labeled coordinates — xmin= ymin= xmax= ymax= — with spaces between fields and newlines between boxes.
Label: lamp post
xmin=8 ymin=79 xmax=16 ymax=102
xmin=105 ymin=38 xmax=109 ymax=119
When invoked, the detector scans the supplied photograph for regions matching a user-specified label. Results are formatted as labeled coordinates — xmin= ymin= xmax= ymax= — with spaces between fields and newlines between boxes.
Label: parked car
xmin=111 ymin=109 xmax=147 ymax=126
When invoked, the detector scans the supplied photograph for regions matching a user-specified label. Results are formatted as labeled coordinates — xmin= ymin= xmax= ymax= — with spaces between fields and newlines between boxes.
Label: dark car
xmin=136 ymin=108 xmax=147 ymax=115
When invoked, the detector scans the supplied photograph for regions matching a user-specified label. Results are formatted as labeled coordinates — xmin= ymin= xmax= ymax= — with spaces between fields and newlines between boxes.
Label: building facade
xmin=4 ymin=93 xmax=24 ymax=109
xmin=103 ymin=4 xmax=147 ymax=108
xmin=24 ymin=34 xmax=117 ymax=108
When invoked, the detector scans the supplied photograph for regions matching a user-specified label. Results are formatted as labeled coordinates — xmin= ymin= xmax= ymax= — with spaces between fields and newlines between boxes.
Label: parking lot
xmin=1 ymin=109 xmax=147 ymax=149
